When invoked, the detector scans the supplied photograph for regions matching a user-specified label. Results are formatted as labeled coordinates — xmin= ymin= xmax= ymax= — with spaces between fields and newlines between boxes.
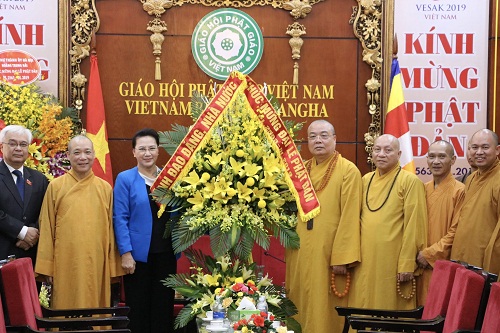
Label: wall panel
xmin=81 ymin=0 xmax=377 ymax=176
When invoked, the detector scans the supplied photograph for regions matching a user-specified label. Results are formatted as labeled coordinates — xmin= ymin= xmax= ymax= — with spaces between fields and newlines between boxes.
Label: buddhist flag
xmin=385 ymin=58 xmax=415 ymax=173
xmin=86 ymin=53 xmax=113 ymax=186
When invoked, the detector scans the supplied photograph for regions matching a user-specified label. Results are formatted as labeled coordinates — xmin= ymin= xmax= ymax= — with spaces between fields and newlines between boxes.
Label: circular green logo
xmin=192 ymin=9 xmax=264 ymax=80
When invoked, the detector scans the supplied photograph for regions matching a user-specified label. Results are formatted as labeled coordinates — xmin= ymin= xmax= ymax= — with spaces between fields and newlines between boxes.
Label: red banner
xmin=152 ymin=73 xmax=245 ymax=191
xmin=244 ymin=77 xmax=320 ymax=221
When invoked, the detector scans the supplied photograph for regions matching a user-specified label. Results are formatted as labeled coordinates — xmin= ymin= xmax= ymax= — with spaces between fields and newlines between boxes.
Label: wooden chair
xmin=348 ymin=266 xmax=488 ymax=333
xmin=0 ymin=288 xmax=130 ymax=333
xmin=336 ymin=260 xmax=463 ymax=333
xmin=357 ymin=283 xmax=500 ymax=333
xmin=0 ymin=258 xmax=130 ymax=331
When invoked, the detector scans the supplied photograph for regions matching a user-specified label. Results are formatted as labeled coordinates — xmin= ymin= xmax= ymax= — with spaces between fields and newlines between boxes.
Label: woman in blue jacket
xmin=113 ymin=128 xmax=176 ymax=333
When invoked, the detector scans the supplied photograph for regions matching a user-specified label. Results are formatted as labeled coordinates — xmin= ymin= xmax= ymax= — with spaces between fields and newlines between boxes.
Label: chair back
xmin=441 ymin=267 xmax=486 ymax=333
xmin=0 ymin=291 xmax=6 ymax=333
xmin=480 ymin=282 xmax=500 ymax=333
xmin=0 ymin=257 xmax=42 ymax=329
xmin=421 ymin=260 xmax=463 ymax=320
xmin=473 ymin=269 xmax=498 ymax=329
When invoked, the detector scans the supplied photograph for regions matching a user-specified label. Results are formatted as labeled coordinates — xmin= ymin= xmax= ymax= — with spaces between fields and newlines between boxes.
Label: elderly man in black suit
xmin=0 ymin=125 xmax=48 ymax=264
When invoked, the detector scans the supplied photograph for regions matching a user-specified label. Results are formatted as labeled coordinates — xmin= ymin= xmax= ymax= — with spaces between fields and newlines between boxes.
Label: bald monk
xmin=451 ymin=129 xmax=500 ymax=273
xmin=456 ymin=143 xmax=478 ymax=184
xmin=416 ymin=140 xmax=464 ymax=305
xmin=286 ymin=120 xmax=362 ymax=333
xmin=36 ymin=135 xmax=124 ymax=309
xmin=349 ymin=134 xmax=427 ymax=311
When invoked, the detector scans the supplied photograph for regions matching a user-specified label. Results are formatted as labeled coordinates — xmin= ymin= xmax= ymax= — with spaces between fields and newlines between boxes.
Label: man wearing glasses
xmin=0 ymin=125 xmax=48 ymax=264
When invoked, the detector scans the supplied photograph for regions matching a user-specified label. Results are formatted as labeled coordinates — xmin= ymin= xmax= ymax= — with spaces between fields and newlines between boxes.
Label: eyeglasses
xmin=308 ymin=133 xmax=334 ymax=141
xmin=2 ymin=141 xmax=29 ymax=149
xmin=136 ymin=146 xmax=158 ymax=154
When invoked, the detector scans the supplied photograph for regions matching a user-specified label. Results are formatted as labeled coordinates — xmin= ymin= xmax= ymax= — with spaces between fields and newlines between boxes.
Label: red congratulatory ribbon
xmin=152 ymin=71 xmax=320 ymax=222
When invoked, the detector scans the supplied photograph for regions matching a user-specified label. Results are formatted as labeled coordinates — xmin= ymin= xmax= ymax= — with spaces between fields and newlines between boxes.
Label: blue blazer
xmin=113 ymin=167 xmax=153 ymax=263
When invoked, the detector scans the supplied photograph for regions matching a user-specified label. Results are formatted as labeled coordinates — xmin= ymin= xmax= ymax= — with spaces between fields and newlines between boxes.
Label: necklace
xmin=365 ymin=166 xmax=401 ymax=212
xmin=305 ymin=151 xmax=339 ymax=193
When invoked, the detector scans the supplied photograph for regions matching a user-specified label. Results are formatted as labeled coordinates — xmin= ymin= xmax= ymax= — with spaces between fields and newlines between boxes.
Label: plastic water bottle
xmin=213 ymin=295 xmax=226 ymax=320
xmin=281 ymin=282 xmax=287 ymax=298
xmin=256 ymin=295 xmax=268 ymax=314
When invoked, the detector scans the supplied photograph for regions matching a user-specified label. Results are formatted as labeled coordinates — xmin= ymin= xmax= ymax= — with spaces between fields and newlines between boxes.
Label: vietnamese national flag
xmin=384 ymin=58 xmax=415 ymax=173
xmin=86 ymin=53 xmax=114 ymax=186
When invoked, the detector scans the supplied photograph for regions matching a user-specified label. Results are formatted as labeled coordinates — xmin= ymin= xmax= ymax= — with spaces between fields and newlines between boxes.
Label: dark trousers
xmin=123 ymin=252 xmax=176 ymax=333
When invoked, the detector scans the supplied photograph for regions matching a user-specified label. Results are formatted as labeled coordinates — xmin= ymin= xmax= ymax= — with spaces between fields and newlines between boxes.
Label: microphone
xmin=264 ymin=251 xmax=285 ymax=264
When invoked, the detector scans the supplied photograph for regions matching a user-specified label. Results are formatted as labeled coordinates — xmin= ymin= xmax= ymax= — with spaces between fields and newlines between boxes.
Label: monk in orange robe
xmin=455 ymin=143 xmax=477 ymax=184
xmin=36 ymin=136 xmax=123 ymax=309
xmin=451 ymin=129 xmax=500 ymax=274
xmin=416 ymin=140 xmax=464 ymax=306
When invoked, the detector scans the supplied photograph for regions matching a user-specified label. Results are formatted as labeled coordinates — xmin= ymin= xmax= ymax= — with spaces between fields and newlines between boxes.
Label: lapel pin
xmin=26 ymin=179 xmax=32 ymax=186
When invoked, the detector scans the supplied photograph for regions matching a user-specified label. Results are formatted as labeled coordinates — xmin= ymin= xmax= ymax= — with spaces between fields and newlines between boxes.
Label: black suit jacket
xmin=0 ymin=160 xmax=48 ymax=263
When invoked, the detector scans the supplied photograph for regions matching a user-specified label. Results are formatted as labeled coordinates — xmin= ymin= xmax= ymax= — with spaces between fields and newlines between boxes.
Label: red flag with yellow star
xmin=86 ymin=52 xmax=113 ymax=186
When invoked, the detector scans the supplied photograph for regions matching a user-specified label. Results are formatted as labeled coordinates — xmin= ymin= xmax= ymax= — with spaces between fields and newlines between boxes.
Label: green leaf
xmin=271 ymin=296 xmax=298 ymax=317
xmin=173 ymin=305 xmax=196 ymax=329
xmin=171 ymin=218 xmax=206 ymax=254
xmin=232 ymin=229 xmax=254 ymax=261
xmin=162 ymin=273 xmax=205 ymax=299
xmin=163 ymin=213 xmax=181 ymax=239
xmin=58 ymin=106 xmax=79 ymax=121
xmin=251 ymin=226 xmax=271 ymax=251
xmin=158 ymin=124 xmax=190 ymax=155
xmin=184 ymin=248 xmax=219 ymax=273
xmin=209 ymin=226 xmax=232 ymax=257
xmin=150 ymin=187 xmax=187 ymax=210
xmin=191 ymin=91 xmax=209 ymax=120
xmin=162 ymin=273 xmax=192 ymax=288
xmin=285 ymin=317 xmax=302 ymax=333
xmin=273 ymin=225 xmax=300 ymax=249
xmin=228 ymin=222 xmax=241 ymax=249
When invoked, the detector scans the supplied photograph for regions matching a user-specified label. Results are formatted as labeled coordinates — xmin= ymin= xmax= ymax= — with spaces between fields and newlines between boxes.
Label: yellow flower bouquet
xmin=0 ymin=81 xmax=78 ymax=179
xmin=152 ymin=91 xmax=303 ymax=260
xmin=153 ymin=72 xmax=312 ymax=333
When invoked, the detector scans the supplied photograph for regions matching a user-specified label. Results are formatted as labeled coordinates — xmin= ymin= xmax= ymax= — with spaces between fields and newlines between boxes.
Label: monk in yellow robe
xmin=36 ymin=135 xmax=123 ymax=309
xmin=286 ymin=120 xmax=362 ymax=333
xmin=451 ymin=129 xmax=500 ymax=274
xmin=349 ymin=134 xmax=427 ymax=311
xmin=416 ymin=140 xmax=464 ymax=305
